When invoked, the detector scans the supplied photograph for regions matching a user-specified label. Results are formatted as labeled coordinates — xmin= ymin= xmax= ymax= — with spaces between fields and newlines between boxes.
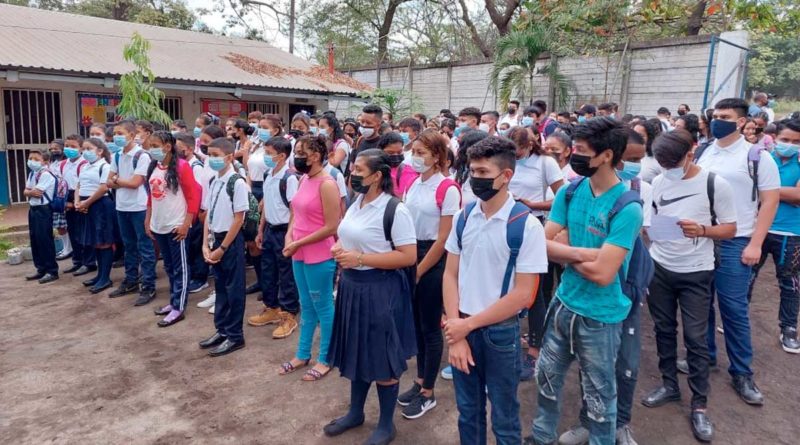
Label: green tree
xmin=357 ymin=88 xmax=421 ymax=117
xmin=116 ymin=32 xmax=172 ymax=126
xmin=748 ymin=33 xmax=800 ymax=98
xmin=64 ymin=0 xmax=197 ymax=30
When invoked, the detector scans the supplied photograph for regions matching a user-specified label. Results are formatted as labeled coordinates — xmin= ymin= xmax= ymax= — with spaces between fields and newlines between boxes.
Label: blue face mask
xmin=318 ymin=128 xmax=329 ymax=137
xmin=83 ymin=150 xmax=98 ymax=163
xmin=249 ymin=122 xmax=258 ymax=129
xmin=454 ymin=127 xmax=463 ymax=138
xmin=258 ymin=128 xmax=272 ymax=142
xmin=113 ymin=135 xmax=128 ymax=149
xmin=499 ymin=129 xmax=509 ymax=137
xmin=149 ymin=147 xmax=165 ymax=162
xmin=208 ymin=156 xmax=227 ymax=171
xmin=309 ymin=127 xmax=318 ymax=135
xmin=458 ymin=122 xmax=468 ymax=129
xmin=193 ymin=127 xmax=202 ymax=138
xmin=616 ymin=161 xmax=641 ymax=181
xmin=400 ymin=132 xmax=410 ymax=144
xmin=264 ymin=154 xmax=277 ymax=169
xmin=64 ymin=147 xmax=80 ymax=160
xmin=108 ymin=143 xmax=122 ymax=154
xmin=775 ymin=142 xmax=800 ymax=158
xmin=710 ymin=119 xmax=738 ymax=140
xmin=577 ymin=116 xmax=587 ymax=124
xmin=521 ymin=116 xmax=535 ymax=127
xmin=27 ymin=160 xmax=42 ymax=172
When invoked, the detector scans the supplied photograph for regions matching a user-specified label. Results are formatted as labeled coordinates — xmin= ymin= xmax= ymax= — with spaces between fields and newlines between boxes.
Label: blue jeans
xmin=707 ymin=237 xmax=753 ymax=376
xmin=453 ymin=318 xmax=521 ymax=445
xmin=749 ymin=233 xmax=800 ymax=329
xmin=533 ymin=299 xmax=622 ymax=445
xmin=293 ymin=259 xmax=336 ymax=365
xmin=154 ymin=233 xmax=188 ymax=311
xmin=116 ymin=210 xmax=156 ymax=290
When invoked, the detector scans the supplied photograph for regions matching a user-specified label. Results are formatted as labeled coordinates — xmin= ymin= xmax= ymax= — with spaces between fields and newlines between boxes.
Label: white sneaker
xmin=440 ymin=365 xmax=453 ymax=380
xmin=208 ymin=305 xmax=215 ymax=314
xmin=558 ymin=425 xmax=589 ymax=445
xmin=716 ymin=325 xmax=724 ymax=334
xmin=197 ymin=291 xmax=216 ymax=308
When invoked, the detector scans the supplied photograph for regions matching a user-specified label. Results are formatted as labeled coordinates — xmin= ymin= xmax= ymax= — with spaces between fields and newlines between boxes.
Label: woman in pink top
xmin=280 ymin=135 xmax=341 ymax=381
xmin=379 ymin=132 xmax=419 ymax=197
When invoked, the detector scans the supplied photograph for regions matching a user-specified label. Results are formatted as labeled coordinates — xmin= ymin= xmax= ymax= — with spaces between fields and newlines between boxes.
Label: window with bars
xmin=248 ymin=102 xmax=280 ymax=115
xmin=160 ymin=97 xmax=182 ymax=120
xmin=2 ymin=89 xmax=63 ymax=145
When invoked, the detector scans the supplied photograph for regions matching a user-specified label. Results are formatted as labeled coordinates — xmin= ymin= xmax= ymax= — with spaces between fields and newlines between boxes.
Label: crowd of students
xmin=21 ymin=96 xmax=800 ymax=445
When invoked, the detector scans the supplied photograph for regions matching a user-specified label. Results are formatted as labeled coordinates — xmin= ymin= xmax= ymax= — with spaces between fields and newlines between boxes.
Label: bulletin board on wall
xmin=201 ymin=99 xmax=248 ymax=119
xmin=76 ymin=93 xmax=121 ymax=137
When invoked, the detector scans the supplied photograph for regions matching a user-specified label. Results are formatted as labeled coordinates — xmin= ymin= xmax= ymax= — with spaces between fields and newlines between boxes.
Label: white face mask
xmin=411 ymin=156 xmax=432 ymax=174
xmin=479 ymin=123 xmax=491 ymax=133
xmin=359 ymin=127 xmax=375 ymax=138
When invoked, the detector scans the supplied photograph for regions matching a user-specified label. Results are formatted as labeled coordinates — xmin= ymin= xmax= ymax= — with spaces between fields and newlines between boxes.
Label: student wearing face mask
xmin=456 ymin=107 xmax=481 ymax=135
xmin=193 ymin=114 xmax=213 ymax=155
xmin=350 ymin=105 xmax=384 ymax=163
xmin=398 ymin=130 xmax=461 ymax=420
xmin=291 ymin=112 xmax=312 ymax=136
xmin=47 ymin=138 xmax=72 ymax=261
xmin=398 ymin=117 xmax=423 ymax=163
xmin=319 ymin=115 xmax=351 ymax=172
xmin=175 ymin=133 xmax=211 ymax=295
xmin=247 ymin=111 xmax=263 ymax=143
xmin=135 ymin=120 xmax=154 ymax=148
xmin=379 ymin=132 xmax=419 ymax=198
xmin=642 ymin=129 xmax=736 ymax=443
xmin=544 ymin=131 xmax=576 ymax=180
xmin=343 ymin=120 xmax=359 ymax=146
xmin=693 ymin=98 xmax=780 ymax=407
xmin=144 ymin=131 xmax=201 ymax=327
xmin=480 ymin=111 xmax=500 ymax=136
xmin=171 ymin=119 xmax=188 ymax=135
xmin=500 ymin=100 xmax=521 ymax=128
xmin=24 ymin=149 xmax=59 ymax=284
xmin=59 ymin=135 xmax=93 ymax=275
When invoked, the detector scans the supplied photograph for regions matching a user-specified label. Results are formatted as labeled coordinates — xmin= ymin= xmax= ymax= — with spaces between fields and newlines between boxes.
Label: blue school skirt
xmin=328 ymin=268 xmax=417 ymax=382
xmin=81 ymin=195 xmax=115 ymax=246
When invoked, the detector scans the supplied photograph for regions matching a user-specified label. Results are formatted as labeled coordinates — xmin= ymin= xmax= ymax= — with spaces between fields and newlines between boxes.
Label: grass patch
xmin=774 ymin=100 xmax=800 ymax=119
xmin=0 ymin=206 xmax=14 ymax=260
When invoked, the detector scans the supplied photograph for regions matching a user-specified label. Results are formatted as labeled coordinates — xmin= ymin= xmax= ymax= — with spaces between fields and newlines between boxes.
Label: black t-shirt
xmin=352 ymin=136 xmax=381 ymax=158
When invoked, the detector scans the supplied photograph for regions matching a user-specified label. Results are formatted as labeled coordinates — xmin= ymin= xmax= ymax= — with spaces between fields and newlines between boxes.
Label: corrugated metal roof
xmin=0 ymin=4 xmax=368 ymax=96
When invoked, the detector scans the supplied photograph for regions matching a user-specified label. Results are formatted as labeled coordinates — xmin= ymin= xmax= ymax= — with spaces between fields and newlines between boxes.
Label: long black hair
xmin=356 ymin=148 xmax=394 ymax=195
xmin=85 ymin=137 xmax=111 ymax=163
xmin=455 ymin=129 xmax=489 ymax=185
xmin=147 ymin=131 xmax=179 ymax=194
xmin=320 ymin=115 xmax=345 ymax=143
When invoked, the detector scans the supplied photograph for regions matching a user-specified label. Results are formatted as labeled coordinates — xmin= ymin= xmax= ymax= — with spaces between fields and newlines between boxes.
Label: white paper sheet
xmin=647 ymin=215 xmax=685 ymax=241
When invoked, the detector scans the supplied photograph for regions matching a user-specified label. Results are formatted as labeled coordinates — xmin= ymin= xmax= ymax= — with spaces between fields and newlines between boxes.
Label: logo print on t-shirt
xmin=149 ymin=177 xmax=167 ymax=200
xmin=658 ymin=193 xmax=699 ymax=207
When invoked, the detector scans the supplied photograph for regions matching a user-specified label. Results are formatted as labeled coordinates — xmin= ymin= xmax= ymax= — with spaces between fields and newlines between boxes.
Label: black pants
xmin=413 ymin=240 xmax=445 ymax=390
xmin=187 ymin=221 xmax=209 ymax=283
xmin=647 ymin=262 xmax=713 ymax=408
xmin=29 ymin=205 xmax=58 ymax=276
xmin=212 ymin=232 xmax=246 ymax=343
xmin=528 ymin=262 xmax=561 ymax=348
xmin=260 ymin=225 xmax=300 ymax=314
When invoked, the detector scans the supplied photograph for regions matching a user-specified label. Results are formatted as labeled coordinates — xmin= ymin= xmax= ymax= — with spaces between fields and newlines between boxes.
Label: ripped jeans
xmin=293 ymin=259 xmax=336 ymax=365
xmin=533 ymin=298 xmax=622 ymax=445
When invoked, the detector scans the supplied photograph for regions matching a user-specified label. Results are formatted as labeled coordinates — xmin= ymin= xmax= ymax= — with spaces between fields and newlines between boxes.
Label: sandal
xmin=302 ymin=366 xmax=331 ymax=382
xmin=279 ymin=358 xmax=309 ymax=375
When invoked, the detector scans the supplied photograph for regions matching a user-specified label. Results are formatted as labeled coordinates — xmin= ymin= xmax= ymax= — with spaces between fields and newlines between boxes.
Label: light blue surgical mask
xmin=149 ymin=147 xmax=165 ymax=162
xmin=83 ymin=150 xmax=98 ymax=162
xmin=499 ymin=129 xmax=510 ymax=137
xmin=208 ymin=156 xmax=227 ymax=171
xmin=617 ymin=161 xmax=641 ymax=182
xmin=64 ymin=147 xmax=80 ymax=160
xmin=775 ymin=141 xmax=800 ymax=158
xmin=108 ymin=143 xmax=122 ymax=154
xmin=458 ymin=122 xmax=468 ymax=129
xmin=578 ymin=116 xmax=587 ymax=124
xmin=400 ymin=132 xmax=410 ymax=144
xmin=249 ymin=122 xmax=258 ymax=129
xmin=318 ymin=128 xmax=329 ymax=137
xmin=663 ymin=165 xmax=686 ymax=181
xmin=310 ymin=127 xmax=318 ymax=135
xmin=193 ymin=127 xmax=202 ymax=138
xmin=264 ymin=154 xmax=277 ymax=169
xmin=258 ymin=128 xmax=272 ymax=142
xmin=454 ymin=127 xmax=463 ymax=138
xmin=113 ymin=135 xmax=127 ymax=149
xmin=521 ymin=116 xmax=534 ymax=127
xmin=27 ymin=160 xmax=42 ymax=172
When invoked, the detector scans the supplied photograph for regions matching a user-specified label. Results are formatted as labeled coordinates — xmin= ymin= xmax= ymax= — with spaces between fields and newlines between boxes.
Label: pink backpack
xmin=435 ymin=178 xmax=462 ymax=211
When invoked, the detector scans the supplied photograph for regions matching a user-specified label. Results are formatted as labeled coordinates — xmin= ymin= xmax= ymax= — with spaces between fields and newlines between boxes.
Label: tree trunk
xmin=687 ymin=1 xmax=707 ymax=36
xmin=485 ymin=0 xmax=520 ymax=36
xmin=377 ymin=0 xmax=409 ymax=66
xmin=458 ymin=0 xmax=493 ymax=58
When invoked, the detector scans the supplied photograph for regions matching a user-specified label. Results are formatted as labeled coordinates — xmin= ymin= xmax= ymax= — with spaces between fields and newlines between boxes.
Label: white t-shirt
xmin=649 ymin=169 xmax=737 ymax=273
xmin=59 ymin=158 xmax=86 ymax=190
xmin=333 ymin=139 xmax=351 ymax=168
xmin=247 ymin=144 xmax=267 ymax=182
xmin=324 ymin=164 xmax=348 ymax=198
xmin=640 ymin=155 xmax=662 ymax=184
xmin=263 ymin=164 xmax=298 ymax=225
xmin=500 ymin=113 xmax=520 ymax=128
xmin=509 ymin=154 xmax=564 ymax=217
xmin=187 ymin=157 xmax=207 ymax=206
xmin=696 ymin=136 xmax=780 ymax=237
xmin=78 ymin=159 xmax=110 ymax=197
xmin=337 ymin=192 xmax=417 ymax=270
xmin=26 ymin=169 xmax=56 ymax=206
xmin=445 ymin=193 xmax=548 ymax=315
xmin=404 ymin=172 xmax=462 ymax=240
xmin=148 ymin=165 xmax=187 ymax=234
xmin=461 ymin=178 xmax=476 ymax=207
xmin=110 ymin=146 xmax=151 ymax=212
xmin=203 ymin=168 xmax=250 ymax=234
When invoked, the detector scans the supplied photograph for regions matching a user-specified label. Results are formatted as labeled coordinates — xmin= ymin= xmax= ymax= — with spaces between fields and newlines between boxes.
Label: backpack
xmin=114 ymin=149 xmax=147 ymax=173
xmin=694 ymin=141 xmax=763 ymax=202
xmin=59 ymin=159 xmax=88 ymax=182
xmin=208 ymin=173 xmax=261 ymax=240
xmin=33 ymin=170 xmax=67 ymax=212
xmin=278 ymin=169 xmax=301 ymax=208
xmin=565 ymin=177 xmax=654 ymax=303
xmin=382 ymin=196 xmax=417 ymax=291
xmin=435 ymin=178 xmax=461 ymax=210
xmin=455 ymin=200 xmax=531 ymax=298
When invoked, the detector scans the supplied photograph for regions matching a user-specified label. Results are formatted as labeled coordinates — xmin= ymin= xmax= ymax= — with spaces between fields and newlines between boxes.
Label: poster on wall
xmin=201 ymin=99 xmax=248 ymax=119
xmin=77 ymin=93 xmax=122 ymax=137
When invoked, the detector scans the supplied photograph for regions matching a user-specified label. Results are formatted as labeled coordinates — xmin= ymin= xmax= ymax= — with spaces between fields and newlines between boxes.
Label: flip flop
xmin=279 ymin=359 xmax=309 ymax=375
xmin=302 ymin=366 xmax=331 ymax=382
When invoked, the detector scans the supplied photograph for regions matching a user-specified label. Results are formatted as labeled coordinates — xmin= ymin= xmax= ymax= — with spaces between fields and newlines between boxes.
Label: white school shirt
xmin=696 ymin=136 xmax=780 ymax=237
xmin=186 ymin=156 xmax=207 ymax=204
xmin=337 ymin=192 xmax=417 ymax=270
xmin=333 ymin=139 xmax=351 ymax=167
xmin=26 ymin=169 xmax=56 ymax=206
xmin=247 ymin=144 xmax=267 ymax=182
xmin=60 ymin=158 xmax=85 ymax=190
xmin=77 ymin=159 xmax=110 ymax=196
xmin=500 ymin=113 xmax=520 ymax=128
xmin=324 ymin=164 xmax=348 ymax=198
xmin=404 ymin=172 xmax=461 ymax=240
xmin=649 ymin=170 xmax=737 ymax=273
xmin=263 ymin=164 xmax=298 ymax=225
xmin=640 ymin=155 xmax=663 ymax=184
xmin=148 ymin=165 xmax=187 ymax=234
xmin=627 ymin=179 xmax=653 ymax=228
xmin=509 ymin=154 xmax=564 ymax=217
xmin=445 ymin=193 xmax=548 ymax=316
xmin=110 ymin=146 xmax=151 ymax=212
xmin=203 ymin=168 xmax=250 ymax=234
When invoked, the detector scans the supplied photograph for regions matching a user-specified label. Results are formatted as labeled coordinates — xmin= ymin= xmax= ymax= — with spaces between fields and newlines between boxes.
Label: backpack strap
xmin=435 ymin=178 xmax=461 ymax=210
xmin=225 ymin=173 xmax=242 ymax=208
xmin=707 ymin=171 xmax=717 ymax=226
xmin=455 ymin=201 xmax=479 ymax=251
xmin=76 ymin=160 xmax=88 ymax=177
xmin=502 ymin=201 xmax=531 ymax=296
xmin=395 ymin=163 xmax=404 ymax=188
xmin=279 ymin=169 xmax=296 ymax=208
xmin=383 ymin=196 xmax=402 ymax=250
xmin=60 ymin=159 xmax=68 ymax=175
xmin=693 ymin=141 xmax=712 ymax=164
xmin=748 ymin=144 xmax=763 ymax=202
xmin=607 ymin=190 xmax=644 ymax=291
xmin=563 ymin=176 xmax=586 ymax=227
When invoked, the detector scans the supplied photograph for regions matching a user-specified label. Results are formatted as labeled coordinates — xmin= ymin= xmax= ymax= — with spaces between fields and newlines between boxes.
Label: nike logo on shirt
xmin=658 ymin=193 xmax=699 ymax=207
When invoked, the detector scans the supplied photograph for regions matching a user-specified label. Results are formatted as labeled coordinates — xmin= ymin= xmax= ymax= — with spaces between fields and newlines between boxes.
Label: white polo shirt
xmin=324 ymin=164 xmax=348 ymax=198
xmin=26 ymin=169 xmax=56 ymax=206
xmin=78 ymin=159 xmax=110 ymax=196
xmin=247 ymin=144 xmax=267 ymax=182
xmin=337 ymin=192 xmax=417 ymax=270
xmin=110 ymin=146 xmax=151 ymax=212
xmin=263 ymin=164 xmax=298 ymax=225
xmin=203 ymin=167 xmax=250 ymax=234
xmin=59 ymin=158 xmax=86 ymax=190
xmin=509 ymin=154 xmax=564 ymax=217
xmin=640 ymin=155 xmax=662 ymax=184
xmin=696 ymin=136 xmax=780 ymax=237
xmin=404 ymin=172 xmax=461 ymax=240
xmin=445 ymin=193 xmax=548 ymax=316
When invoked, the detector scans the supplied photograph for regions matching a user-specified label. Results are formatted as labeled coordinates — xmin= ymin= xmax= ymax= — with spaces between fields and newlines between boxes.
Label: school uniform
xmin=186 ymin=156 xmax=210 ymax=285
xmin=111 ymin=146 xmax=156 ymax=290
xmin=328 ymin=192 xmax=418 ymax=382
xmin=26 ymin=168 xmax=58 ymax=277
xmin=444 ymin=192 xmax=547 ymax=445
xmin=78 ymin=158 xmax=116 ymax=288
xmin=60 ymin=157 xmax=95 ymax=270
xmin=259 ymin=163 xmax=300 ymax=314
xmin=204 ymin=167 xmax=250 ymax=343
xmin=247 ymin=143 xmax=267 ymax=202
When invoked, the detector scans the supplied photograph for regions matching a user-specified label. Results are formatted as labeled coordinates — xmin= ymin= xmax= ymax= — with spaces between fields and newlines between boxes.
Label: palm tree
xmin=490 ymin=26 xmax=573 ymax=111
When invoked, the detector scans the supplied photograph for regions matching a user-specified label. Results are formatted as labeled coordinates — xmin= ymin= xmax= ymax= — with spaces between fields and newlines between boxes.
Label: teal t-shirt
xmin=549 ymin=179 xmax=643 ymax=323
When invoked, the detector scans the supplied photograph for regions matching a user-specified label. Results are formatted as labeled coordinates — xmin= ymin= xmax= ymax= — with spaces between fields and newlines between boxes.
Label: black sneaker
xmin=731 ymin=375 xmax=764 ymax=406
xmin=401 ymin=393 xmax=436 ymax=419
xmin=109 ymin=281 xmax=139 ymax=298
xmin=780 ymin=327 xmax=800 ymax=354
xmin=397 ymin=382 xmax=422 ymax=406
xmin=677 ymin=358 xmax=718 ymax=375
xmin=134 ymin=288 xmax=156 ymax=306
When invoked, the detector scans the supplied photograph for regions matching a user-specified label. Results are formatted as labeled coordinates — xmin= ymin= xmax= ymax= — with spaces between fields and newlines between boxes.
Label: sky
xmin=187 ymin=0 xmax=292 ymax=53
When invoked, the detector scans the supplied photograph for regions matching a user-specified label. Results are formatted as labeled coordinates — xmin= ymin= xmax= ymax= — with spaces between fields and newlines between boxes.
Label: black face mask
xmin=50 ymin=151 xmax=63 ymax=161
xmin=350 ymin=174 xmax=371 ymax=194
xmin=677 ymin=110 xmax=687 ymax=116
xmin=570 ymin=153 xmax=599 ymax=177
xmin=387 ymin=154 xmax=404 ymax=168
xmin=294 ymin=156 xmax=311 ymax=174
xmin=508 ymin=107 xmax=517 ymax=114
xmin=469 ymin=174 xmax=503 ymax=202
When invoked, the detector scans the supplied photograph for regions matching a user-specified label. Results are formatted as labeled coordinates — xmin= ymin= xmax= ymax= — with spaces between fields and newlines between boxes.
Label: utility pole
xmin=242 ymin=0 xmax=295 ymax=54
xmin=327 ymin=42 xmax=335 ymax=74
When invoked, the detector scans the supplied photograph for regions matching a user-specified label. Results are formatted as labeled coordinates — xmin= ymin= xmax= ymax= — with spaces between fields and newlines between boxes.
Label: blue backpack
xmin=455 ymin=201 xmax=532 ymax=300
xmin=565 ymin=177 xmax=654 ymax=303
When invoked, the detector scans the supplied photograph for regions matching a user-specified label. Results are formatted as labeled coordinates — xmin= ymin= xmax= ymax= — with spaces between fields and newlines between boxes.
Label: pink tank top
xmin=290 ymin=175 xmax=336 ymax=264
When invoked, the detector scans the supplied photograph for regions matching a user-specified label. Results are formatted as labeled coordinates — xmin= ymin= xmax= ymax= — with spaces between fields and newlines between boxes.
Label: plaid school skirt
xmin=52 ymin=210 xmax=67 ymax=230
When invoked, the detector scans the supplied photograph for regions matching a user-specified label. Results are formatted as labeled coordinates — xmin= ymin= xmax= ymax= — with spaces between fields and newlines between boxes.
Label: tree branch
xmin=458 ymin=0 xmax=493 ymax=57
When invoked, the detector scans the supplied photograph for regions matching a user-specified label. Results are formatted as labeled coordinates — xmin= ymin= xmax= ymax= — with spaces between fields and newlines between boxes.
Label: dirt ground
xmin=1 ymin=260 xmax=798 ymax=445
